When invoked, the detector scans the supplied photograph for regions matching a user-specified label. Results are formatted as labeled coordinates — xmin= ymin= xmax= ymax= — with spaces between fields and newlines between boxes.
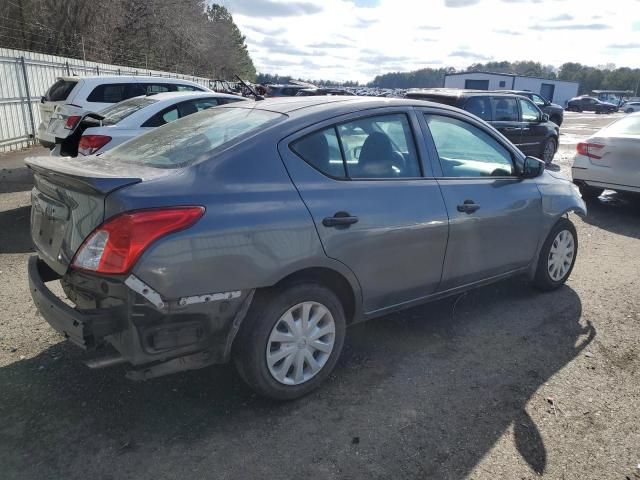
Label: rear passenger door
xmin=489 ymin=96 xmax=523 ymax=150
xmin=278 ymin=109 xmax=449 ymax=314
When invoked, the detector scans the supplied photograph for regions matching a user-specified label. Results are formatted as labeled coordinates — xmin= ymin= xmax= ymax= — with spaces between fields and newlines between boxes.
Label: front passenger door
xmin=517 ymin=98 xmax=547 ymax=156
xmin=421 ymin=112 xmax=543 ymax=291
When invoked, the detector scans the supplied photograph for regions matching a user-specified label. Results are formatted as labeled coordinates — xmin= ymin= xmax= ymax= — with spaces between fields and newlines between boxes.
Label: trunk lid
xmin=588 ymin=135 xmax=640 ymax=187
xmin=26 ymin=156 xmax=156 ymax=275
xmin=39 ymin=78 xmax=80 ymax=130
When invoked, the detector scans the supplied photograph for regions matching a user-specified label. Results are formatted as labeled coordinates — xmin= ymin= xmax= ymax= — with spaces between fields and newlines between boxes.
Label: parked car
xmin=405 ymin=89 xmax=560 ymax=164
xmin=566 ymin=96 xmax=618 ymax=114
xmin=37 ymin=76 xmax=209 ymax=148
xmin=620 ymin=101 xmax=640 ymax=113
xmin=572 ymin=112 xmax=640 ymax=198
xmin=295 ymin=88 xmax=355 ymax=96
xmin=265 ymin=84 xmax=308 ymax=97
xmin=496 ymin=90 xmax=564 ymax=126
xmin=49 ymin=91 xmax=247 ymax=157
xmin=26 ymin=97 xmax=585 ymax=400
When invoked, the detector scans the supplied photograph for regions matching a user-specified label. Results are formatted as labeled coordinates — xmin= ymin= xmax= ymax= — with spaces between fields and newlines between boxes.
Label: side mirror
xmin=521 ymin=156 xmax=545 ymax=179
xmin=541 ymin=113 xmax=550 ymax=123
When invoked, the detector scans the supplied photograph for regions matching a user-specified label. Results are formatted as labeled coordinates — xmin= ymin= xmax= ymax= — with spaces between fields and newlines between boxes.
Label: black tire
xmin=233 ymin=283 xmax=346 ymax=400
xmin=533 ymin=218 xmax=578 ymax=291
xmin=578 ymin=184 xmax=604 ymax=199
xmin=541 ymin=137 xmax=557 ymax=165
xmin=626 ymin=108 xmax=634 ymax=114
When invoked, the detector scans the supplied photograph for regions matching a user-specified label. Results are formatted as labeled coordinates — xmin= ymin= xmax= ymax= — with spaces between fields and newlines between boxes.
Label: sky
xmin=218 ymin=0 xmax=640 ymax=83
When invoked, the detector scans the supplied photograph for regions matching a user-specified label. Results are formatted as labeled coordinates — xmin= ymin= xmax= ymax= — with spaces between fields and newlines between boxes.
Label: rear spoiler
xmin=25 ymin=156 xmax=142 ymax=195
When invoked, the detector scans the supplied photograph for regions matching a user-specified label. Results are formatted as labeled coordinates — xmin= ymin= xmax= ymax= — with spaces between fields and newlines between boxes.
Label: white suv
xmin=37 ymin=76 xmax=209 ymax=148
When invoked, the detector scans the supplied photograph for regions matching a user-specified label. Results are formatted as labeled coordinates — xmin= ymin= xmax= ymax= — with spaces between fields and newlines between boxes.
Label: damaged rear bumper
xmin=28 ymin=255 xmax=253 ymax=379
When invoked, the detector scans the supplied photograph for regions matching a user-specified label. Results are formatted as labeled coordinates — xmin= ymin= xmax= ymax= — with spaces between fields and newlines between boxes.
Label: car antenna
xmin=235 ymin=75 xmax=264 ymax=101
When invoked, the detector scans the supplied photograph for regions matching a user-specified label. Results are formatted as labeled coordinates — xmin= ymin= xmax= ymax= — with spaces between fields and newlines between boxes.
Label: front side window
xmin=492 ymin=97 xmax=518 ymax=121
xmin=425 ymin=114 xmax=514 ymax=178
xmin=519 ymin=99 xmax=540 ymax=123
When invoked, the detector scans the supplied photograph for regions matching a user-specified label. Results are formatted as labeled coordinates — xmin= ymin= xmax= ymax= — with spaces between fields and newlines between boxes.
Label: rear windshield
xmin=103 ymin=107 xmax=284 ymax=168
xmin=603 ymin=116 xmax=640 ymax=136
xmin=99 ymin=97 xmax=158 ymax=125
xmin=44 ymin=79 xmax=78 ymax=102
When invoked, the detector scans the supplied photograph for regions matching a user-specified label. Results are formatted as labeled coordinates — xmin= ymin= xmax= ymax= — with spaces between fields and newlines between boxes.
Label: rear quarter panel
xmin=105 ymin=135 xmax=358 ymax=300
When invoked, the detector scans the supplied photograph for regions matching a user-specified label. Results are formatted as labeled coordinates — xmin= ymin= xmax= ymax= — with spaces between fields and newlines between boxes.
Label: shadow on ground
xmin=0 ymin=206 xmax=33 ymax=254
xmin=582 ymin=191 xmax=640 ymax=240
xmin=0 ymin=280 xmax=593 ymax=479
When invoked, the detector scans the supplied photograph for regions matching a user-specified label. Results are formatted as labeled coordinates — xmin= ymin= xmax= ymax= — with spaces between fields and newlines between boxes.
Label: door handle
xmin=457 ymin=200 xmax=480 ymax=214
xmin=503 ymin=127 xmax=520 ymax=131
xmin=322 ymin=212 xmax=359 ymax=227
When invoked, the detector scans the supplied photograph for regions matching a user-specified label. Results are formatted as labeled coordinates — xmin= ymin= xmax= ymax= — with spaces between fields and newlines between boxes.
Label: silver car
xmin=26 ymin=97 xmax=586 ymax=399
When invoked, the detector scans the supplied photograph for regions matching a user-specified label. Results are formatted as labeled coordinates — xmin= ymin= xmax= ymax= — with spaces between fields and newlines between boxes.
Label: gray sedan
xmin=26 ymin=97 xmax=586 ymax=399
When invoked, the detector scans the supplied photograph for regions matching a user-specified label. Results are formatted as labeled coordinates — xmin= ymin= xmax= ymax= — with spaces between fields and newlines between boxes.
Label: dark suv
xmin=567 ymin=96 xmax=618 ymax=114
xmin=405 ymin=89 xmax=560 ymax=164
xmin=496 ymin=90 xmax=564 ymax=126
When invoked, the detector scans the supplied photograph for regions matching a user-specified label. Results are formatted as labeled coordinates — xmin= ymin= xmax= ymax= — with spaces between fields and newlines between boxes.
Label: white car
xmin=620 ymin=101 xmax=640 ymax=113
xmin=50 ymin=91 xmax=248 ymax=157
xmin=572 ymin=112 xmax=640 ymax=197
xmin=38 ymin=76 xmax=210 ymax=148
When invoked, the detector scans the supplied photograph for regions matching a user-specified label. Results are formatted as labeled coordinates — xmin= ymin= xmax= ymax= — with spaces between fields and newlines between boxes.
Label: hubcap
xmin=547 ymin=230 xmax=575 ymax=282
xmin=266 ymin=301 xmax=336 ymax=385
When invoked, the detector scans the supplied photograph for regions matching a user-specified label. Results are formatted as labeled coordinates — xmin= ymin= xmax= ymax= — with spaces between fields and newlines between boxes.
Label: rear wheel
xmin=233 ymin=283 xmax=346 ymax=400
xmin=533 ymin=218 xmax=578 ymax=291
xmin=626 ymin=108 xmax=634 ymax=114
xmin=542 ymin=137 xmax=557 ymax=165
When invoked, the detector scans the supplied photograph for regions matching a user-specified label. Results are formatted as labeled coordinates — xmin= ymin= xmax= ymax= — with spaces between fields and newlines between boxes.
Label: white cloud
xmin=226 ymin=0 xmax=640 ymax=82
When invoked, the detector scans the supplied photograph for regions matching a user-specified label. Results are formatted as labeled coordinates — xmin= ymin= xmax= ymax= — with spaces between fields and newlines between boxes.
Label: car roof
xmin=57 ymin=75 xmax=206 ymax=86
xmin=141 ymin=91 xmax=246 ymax=103
xmin=221 ymin=96 xmax=463 ymax=117
xmin=406 ymin=88 xmax=520 ymax=98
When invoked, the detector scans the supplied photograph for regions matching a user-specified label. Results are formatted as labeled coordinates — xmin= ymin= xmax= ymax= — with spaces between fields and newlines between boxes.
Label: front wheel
xmin=542 ymin=137 xmax=557 ymax=165
xmin=533 ymin=218 xmax=578 ymax=291
xmin=233 ymin=283 xmax=346 ymax=400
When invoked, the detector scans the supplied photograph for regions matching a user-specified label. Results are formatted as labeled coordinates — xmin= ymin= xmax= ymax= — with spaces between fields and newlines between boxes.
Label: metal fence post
xmin=19 ymin=56 xmax=36 ymax=144
xmin=65 ymin=61 xmax=70 ymax=75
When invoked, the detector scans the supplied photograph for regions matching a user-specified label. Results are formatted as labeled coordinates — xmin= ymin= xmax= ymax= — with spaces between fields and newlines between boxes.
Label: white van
xmin=37 ymin=76 xmax=210 ymax=147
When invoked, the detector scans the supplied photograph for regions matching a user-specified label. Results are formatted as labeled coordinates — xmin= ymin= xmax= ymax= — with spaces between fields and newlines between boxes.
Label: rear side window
xmin=44 ymin=79 xmax=77 ymax=101
xmin=464 ymin=97 xmax=492 ymax=121
xmin=492 ymin=97 xmax=518 ymax=121
xmin=104 ymin=107 xmax=284 ymax=168
xmin=291 ymin=128 xmax=346 ymax=179
xmin=176 ymin=84 xmax=203 ymax=92
xmin=87 ymin=84 xmax=129 ymax=103
xmin=292 ymin=114 xmax=421 ymax=179
xmin=100 ymin=97 xmax=158 ymax=125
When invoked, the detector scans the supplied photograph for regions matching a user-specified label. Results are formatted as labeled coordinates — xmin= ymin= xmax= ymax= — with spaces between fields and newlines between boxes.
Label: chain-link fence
xmin=0 ymin=47 xmax=212 ymax=154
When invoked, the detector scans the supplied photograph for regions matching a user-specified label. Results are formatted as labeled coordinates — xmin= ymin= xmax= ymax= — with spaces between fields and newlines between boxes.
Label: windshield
xmin=103 ymin=106 xmax=284 ymax=168
xmin=603 ymin=116 xmax=640 ymax=136
xmin=99 ymin=97 xmax=158 ymax=125
xmin=44 ymin=79 xmax=77 ymax=102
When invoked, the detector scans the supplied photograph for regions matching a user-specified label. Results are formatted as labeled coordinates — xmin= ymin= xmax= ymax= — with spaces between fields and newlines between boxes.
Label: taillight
xmin=64 ymin=115 xmax=81 ymax=130
xmin=577 ymin=142 xmax=604 ymax=160
xmin=72 ymin=207 xmax=205 ymax=275
xmin=78 ymin=135 xmax=112 ymax=155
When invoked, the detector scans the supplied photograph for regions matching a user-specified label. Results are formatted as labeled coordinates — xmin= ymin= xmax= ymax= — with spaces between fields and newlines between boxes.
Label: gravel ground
xmin=0 ymin=113 xmax=638 ymax=480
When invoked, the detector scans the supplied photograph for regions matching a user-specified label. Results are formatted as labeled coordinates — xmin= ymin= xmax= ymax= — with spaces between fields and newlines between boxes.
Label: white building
xmin=443 ymin=72 xmax=580 ymax=107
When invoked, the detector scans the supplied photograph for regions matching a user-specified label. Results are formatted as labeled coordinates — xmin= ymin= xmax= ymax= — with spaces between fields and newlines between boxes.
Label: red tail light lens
xmin=64 ymin=115 xmax=81 ymax=130
xmin=577 ymin=142 xmax=604 ymax=160
xmin=78 ymin=135 xmax=112 ymax=156
xmin=72 ymin=207 xmax=205 ymax=274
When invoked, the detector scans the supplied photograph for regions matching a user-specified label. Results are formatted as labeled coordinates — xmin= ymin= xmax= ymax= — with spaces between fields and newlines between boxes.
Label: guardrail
xmin=0 ymin=47 xmax=212 ymax=154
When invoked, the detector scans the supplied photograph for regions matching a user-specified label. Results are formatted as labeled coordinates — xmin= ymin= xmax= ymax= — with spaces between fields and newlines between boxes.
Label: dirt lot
xmin=0 ymin=112 xmax=639 ymax=480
